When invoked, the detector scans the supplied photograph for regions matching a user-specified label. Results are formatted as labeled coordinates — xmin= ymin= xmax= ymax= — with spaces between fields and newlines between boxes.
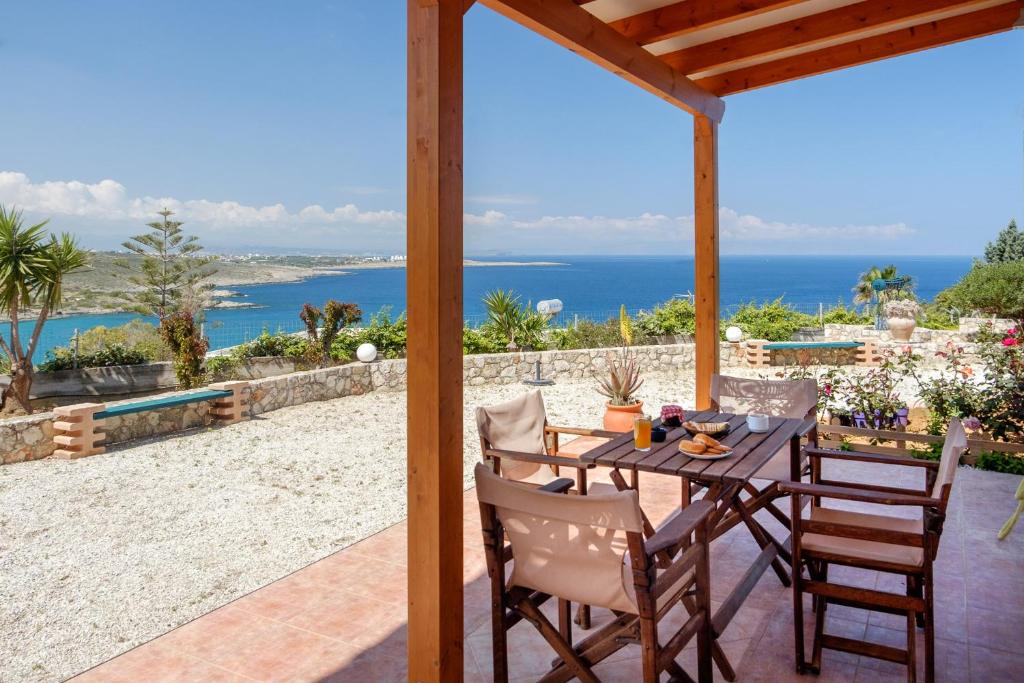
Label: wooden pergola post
xmin=407 ymin=1 xmax=464 ymax=681
xmin=693 ymin=114 xmax=720 ymax=410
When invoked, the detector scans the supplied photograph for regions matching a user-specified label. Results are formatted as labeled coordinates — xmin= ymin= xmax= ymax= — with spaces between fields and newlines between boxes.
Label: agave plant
xmin=596 ymin=351 xmax=643 ymax=406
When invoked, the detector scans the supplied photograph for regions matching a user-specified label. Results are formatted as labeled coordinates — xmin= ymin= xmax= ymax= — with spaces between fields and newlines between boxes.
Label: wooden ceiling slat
xmin=696 ymin=1 xmax=1021 ymax=96
xmin=663 ymin=0 xmax=998 ymax=76
xmin=480 ymin=0 xmax=726 ymax=121
xmin=607 ymin=0 xmax=805 ymax=46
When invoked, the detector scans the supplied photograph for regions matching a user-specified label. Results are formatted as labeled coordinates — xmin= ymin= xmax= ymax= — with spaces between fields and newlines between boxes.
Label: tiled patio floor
xmin=71 ymin=460 xmax=1023 ymax=682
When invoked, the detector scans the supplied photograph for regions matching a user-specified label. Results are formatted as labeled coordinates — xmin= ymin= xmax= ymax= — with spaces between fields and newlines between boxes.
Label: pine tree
xmin=984 ymin=219 xmax=1024 ymax=263
xmin=118 ymin=208 xmax=217 ymax=318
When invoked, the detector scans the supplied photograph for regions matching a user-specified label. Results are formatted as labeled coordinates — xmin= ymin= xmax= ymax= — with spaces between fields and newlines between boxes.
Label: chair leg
xmin=640 ymin=615 xmax=659 ymax=682
xmin=682 ymin=595 xmax=735 ymax=681
xmin=906 ymin=609 xmax=918 ymax=683
xmin=492 ymin=599 xmax=509 ymax=683
xmin=558 ymin=599 xmax=572 ymax=647
xmin=908 ymin=575 xmax=925 ymax=628
xmin=809 ymin=562 xmax=826 ymax=675
xmin=793 ymin=562 xmax=807 ymax=674
xmin=924 ymin=565 xmax=935 ymax=683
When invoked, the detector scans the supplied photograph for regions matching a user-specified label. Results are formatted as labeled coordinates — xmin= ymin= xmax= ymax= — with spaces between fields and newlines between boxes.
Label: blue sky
xmin=1 ymin=1 xmax=1021 ymax=256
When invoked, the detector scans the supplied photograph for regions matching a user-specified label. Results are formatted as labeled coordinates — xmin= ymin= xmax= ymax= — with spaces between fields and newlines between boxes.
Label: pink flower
xmin=1009 ymin=327 xmax=1018 ymax=336
xmin=1003 ymin=338 xmax=1019 ymax=347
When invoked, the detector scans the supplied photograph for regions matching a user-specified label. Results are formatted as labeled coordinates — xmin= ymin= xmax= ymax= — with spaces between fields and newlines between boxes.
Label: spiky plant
xmin=596 ymin=351 xmax=643 ymax=406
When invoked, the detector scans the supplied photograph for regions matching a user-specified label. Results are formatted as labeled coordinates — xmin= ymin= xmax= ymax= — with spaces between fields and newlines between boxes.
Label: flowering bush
xmin=913 ymin=342 xmax=985 ymax=434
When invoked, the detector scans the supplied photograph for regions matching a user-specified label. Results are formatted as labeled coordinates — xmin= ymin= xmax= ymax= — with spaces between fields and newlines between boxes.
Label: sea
xmin=5 ymin=255 xmax=974 ymax=360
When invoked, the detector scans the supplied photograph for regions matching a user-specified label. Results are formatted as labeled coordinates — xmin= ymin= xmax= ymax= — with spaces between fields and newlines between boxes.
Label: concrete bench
xmin=52 ymin=381 xmax=248 ymax=459
xmin=745 ymin=339 xmax=879 ymax=367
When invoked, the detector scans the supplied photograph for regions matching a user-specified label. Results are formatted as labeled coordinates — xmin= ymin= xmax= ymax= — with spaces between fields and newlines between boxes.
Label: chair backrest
xmin=711 ymin=374 xmax=817 ymax=419
xmin=931 ymin=417 xmax=968 ymax=503
xmin=475 ymin=390 xmax=549 ymax=482
xmin=474 ymin=463 xmax=645 ymax=614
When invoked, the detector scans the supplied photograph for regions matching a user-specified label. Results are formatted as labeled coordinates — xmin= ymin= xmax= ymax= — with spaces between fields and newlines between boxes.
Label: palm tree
xmin=852 ymin=265 xmax=912 ymax=316
xmin=0 ymin=206 xmax=89 ymax=414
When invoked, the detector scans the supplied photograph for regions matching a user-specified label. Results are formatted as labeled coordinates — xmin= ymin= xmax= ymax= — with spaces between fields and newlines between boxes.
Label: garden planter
xmin=604 ymin=401 xmax=644 ymax=432
xmin=886 ymin=316 xmax=917 ymax=342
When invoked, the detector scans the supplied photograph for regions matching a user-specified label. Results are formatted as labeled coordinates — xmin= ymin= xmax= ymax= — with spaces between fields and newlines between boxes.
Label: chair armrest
xmin=797 ymin=418 xmax=818 ymax=437
xmin=546 ymin=424 xmax=620 ymax=439
xmin=645 ymin=500 xmax=714 ymax=557
xmin=805 ymin=446 xmax=938 ymax=469
xmin=485 ymin=448 xmax=595 ymax=470
xmin=538 ymin=478 xmax=575 ymax=494
xmin=778 ymin=481 xmax=937 ymax=507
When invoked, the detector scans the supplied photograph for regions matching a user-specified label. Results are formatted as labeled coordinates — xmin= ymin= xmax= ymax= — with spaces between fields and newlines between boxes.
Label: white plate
xmin=679 ymin=445 xmax=734 ymax=460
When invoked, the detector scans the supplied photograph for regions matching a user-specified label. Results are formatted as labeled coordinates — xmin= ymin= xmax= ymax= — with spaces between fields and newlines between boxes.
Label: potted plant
xmin=884 ymin=299 xmax=920 ymax=343
xmin=596 ymin=351 xmax=644 ymax=431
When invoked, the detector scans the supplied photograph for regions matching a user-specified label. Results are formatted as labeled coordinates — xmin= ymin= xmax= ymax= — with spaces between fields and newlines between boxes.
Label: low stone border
xmin=0 ymin=337 xmax=972 ymax=466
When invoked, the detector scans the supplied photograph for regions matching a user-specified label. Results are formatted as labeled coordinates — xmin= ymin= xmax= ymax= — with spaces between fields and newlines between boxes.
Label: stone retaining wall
xmin=0 ymin=333 xmax=995 ymax=465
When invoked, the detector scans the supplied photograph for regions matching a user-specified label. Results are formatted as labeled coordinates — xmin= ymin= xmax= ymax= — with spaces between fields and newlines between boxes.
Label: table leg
xmin=736 ymin=494 xmax=791 ymax=587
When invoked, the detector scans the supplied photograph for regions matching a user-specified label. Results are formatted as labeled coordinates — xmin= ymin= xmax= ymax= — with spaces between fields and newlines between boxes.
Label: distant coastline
xmin=6 ymin=257 xmax=566 ymax=319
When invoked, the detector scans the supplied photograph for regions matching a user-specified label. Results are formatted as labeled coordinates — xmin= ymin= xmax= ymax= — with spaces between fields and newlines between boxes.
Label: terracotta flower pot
xmin=604 ymin=401 xmax=644 ymax=432
xmin=886 ymin=316 xmax=916 ymax=343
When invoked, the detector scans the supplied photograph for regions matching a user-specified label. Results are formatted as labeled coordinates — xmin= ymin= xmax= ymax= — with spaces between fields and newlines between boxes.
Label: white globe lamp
xmin=725 ymin=326 xmax=743 ymax=343
xmin=356 ymin=343 xmax=378 ymax=363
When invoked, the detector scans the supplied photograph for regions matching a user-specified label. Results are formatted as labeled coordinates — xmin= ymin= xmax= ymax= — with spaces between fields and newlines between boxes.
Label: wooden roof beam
xmin=697 ymin=1 xmax=1022 ymax=96
xmin=608 ymin=0 xmax=805 ymax=46
xmin=480 ymin=0 xmax=725 ymax=121
xmin=663 ymin=0 xmax=998 ymax=76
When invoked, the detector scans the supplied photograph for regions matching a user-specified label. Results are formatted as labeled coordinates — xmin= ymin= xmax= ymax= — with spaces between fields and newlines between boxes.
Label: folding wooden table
xmin=579 ymin=410 xmax=816 ymax=679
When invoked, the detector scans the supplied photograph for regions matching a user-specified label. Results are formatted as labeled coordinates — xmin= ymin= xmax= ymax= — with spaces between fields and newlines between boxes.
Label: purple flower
xmin=963 ymin=416 xmax=982 ymax=431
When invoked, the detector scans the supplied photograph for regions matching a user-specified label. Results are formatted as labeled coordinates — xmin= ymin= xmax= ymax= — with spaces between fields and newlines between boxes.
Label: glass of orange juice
xmin=634 ymin=415 xmax=653 ymax=452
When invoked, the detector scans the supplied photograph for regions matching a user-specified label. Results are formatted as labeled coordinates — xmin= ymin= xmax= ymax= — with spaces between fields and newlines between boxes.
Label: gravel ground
xmin=0 ymin=364 xmax=937 ymax=682
xmin=0 ymin=371 xmax=704 ymax=683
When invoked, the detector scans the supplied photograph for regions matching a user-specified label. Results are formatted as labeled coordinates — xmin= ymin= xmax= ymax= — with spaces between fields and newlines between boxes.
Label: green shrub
xmin=300 ymin=300 xmax=362 ymax=365
xmin=635 ymin=298 xmax=696 ymax=337
xmin=332 ymin=308 xmax=408 ymax=361
xmin=937 ymin=261 xmax=1024 ymax=320
xmin=160 ymin=311 xmax=208 ymax=389
xmin=480 ymin=289 xmax=548 ymax=350
xmin=238 ymin=331 xmax=309 ymax=359
xmin=76 ymin=320 xmax=171 ymax=361
xmin=821 ymin=301 xmax=871 ymax=326
xmin=975 ymin=451 xmax=1024 ymax=475
xmin=918 ymin=303 xmax=959 ymax=330
xmin=724 ymin=298 xmax=818 ymax=342
xmin=205 ymin=354 xmax=242 ymax=379
xmin=38 ymin=344 xmax=149 ymax=372
xmin=462 ymin=327 xmax=502 ymax=355
xmin=551 ymin=319 xmax=625 ymax=350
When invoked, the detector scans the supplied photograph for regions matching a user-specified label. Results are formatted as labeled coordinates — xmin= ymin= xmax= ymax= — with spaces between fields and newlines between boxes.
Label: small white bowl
xmin=747 ymin=413 xmax=770 ymax=433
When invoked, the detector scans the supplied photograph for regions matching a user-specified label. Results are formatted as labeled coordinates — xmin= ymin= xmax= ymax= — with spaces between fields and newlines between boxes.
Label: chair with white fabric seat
xmin=474 ymin=463 xmax=714 ymax=683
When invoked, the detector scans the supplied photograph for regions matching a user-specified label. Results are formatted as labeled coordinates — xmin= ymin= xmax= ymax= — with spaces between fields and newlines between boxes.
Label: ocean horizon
xmin=8 ymin=254 xmax=974 ymax=359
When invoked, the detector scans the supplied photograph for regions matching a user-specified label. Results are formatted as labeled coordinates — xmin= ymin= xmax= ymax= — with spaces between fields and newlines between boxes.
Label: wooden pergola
xmin=405 ymin=0 xmax=1022 ymax=679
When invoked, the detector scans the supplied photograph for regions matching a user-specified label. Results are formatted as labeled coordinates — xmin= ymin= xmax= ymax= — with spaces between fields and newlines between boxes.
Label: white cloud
xmin=0 ymin=171 xmax=913 ymax=253
xmin=466 ymin=194 xmax=538 ymax=206
xmin=0 ymin=171 xmax=404 ymax=228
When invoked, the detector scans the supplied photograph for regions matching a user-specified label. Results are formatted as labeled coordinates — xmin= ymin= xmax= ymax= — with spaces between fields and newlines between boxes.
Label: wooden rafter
xmin=697 ymin=1 xmax=1022 ymax=96
xmin=608 ymin=0 xmax=804 ymax=46
xmin=480 ymin=0 xmax=726 ymax=121
xmin=662 ymin=0 xmax=998 ymax=76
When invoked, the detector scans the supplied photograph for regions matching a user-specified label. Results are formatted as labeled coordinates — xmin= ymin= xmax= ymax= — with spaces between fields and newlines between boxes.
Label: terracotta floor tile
xmin=286 ymin=590 xmax=405 ymax=647
xmin=68 ymin=467 xmax=1022 ymax=682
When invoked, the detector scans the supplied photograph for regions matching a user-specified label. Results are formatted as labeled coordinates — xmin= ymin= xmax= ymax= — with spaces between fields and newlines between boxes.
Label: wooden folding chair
xmin=476 ymin=389 xmax=618 ymax=493
xmin=779 ymin=418 xmax=968 ymax=682
xmin=708 ymin=374 xmax=819 ymax=583
xmin=475 ymin=463 xmax=715 ymax=683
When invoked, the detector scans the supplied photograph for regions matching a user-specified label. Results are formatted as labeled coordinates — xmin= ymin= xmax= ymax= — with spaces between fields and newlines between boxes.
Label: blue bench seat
xmin=761 ymin=341 xmax=864 ymax=351
xmin=94 ymin=389 xmax=232 ymax=420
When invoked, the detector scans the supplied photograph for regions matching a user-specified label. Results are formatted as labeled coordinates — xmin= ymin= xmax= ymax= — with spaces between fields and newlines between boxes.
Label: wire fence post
xmin=72 ymin=329 xmax=79 ymax=370
xmin=819 ymin=302 xmax=824 ymax=328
